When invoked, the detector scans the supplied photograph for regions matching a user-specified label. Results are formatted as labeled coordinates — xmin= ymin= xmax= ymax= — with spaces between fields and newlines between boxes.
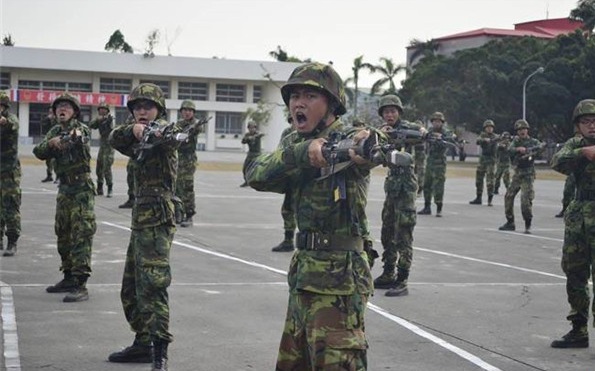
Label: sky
xmin=0 ymin=0 xmax=580 ymax=88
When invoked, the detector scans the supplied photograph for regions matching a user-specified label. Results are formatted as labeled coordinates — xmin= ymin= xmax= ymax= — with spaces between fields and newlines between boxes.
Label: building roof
xmin=0 ymin=46 xmax=301 ymax=82
xmin=432 ymin=28 xmax=554 ymax=43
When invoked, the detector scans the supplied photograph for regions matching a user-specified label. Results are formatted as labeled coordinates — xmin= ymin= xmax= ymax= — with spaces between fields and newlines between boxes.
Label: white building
xmin=0 ymin=45 xmax=301 ymax=151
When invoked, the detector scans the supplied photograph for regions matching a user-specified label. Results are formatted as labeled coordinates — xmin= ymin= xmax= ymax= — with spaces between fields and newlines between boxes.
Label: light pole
xmin=522 ymin=66 xmax=544 ymax=120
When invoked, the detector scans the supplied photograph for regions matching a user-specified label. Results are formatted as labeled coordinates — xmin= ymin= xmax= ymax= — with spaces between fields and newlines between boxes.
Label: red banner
xmin=10 ymin=89 xmax=126 ymax=107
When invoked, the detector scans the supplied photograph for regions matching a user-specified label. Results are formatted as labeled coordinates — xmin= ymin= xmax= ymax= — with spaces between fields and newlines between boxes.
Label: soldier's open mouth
xmin=295 ymin=112 xmax=307 ymax=124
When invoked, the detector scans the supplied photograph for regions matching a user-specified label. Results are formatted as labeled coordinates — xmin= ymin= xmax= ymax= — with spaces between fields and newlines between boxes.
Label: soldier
xmin=498 ymin=119 xmax=544 ymax=234
xmin=469 ymin=119 xmax=498 ymax=206
xmin=413 ymin=120 xmax=426 ymax=196
xmin=108 ymin=83 xmax=181 ymax=371
xmin=555 ymin=174 xmax=576 ymax=218
xmin=374 ymin=95 xmax=426 ymax=297
xmin=246 ymin=63 xmax=380 ymax=370
xmin=239 ymin=122 xmax=264 ymax=187
xmin=0 ymin=92 xmax=21 ymax=257
xmin=175 ymin=100 xmax=203 ymax=227
xmin=418 ymin=111 xmax=456 ymax=217
xmin=493 ymin=131 xmax=512 ymax=195
xmin=33 ymin=93 xmax=96 ymax=302
xmin=88 ymin=103 xmax=115 ymax=197
xmin=118 ymin=115 xmax=136 ymax=209
xmin=550 ymin=99 xmax=595 ymax=348
xmin=271 ymin=116 xmax=297 ymax=252
xmin=40 ymin=106 xmax=57 ymax=182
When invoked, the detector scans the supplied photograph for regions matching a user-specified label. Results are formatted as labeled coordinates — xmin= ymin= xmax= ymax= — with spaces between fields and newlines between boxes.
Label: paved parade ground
xmin=1 ymin=149 xmax=591 ymax=371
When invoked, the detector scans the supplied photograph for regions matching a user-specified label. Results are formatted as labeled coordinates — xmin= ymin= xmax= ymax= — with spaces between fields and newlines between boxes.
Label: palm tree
xmin=407 ymin=38 xmax=440 ymax=66
xmin=570 ymin=0 xmax=595 ymax=36
xmin=345 ymin=55 xmax=375 ymax=117
xmin=369 ymin=57 xmax=408 ymax=95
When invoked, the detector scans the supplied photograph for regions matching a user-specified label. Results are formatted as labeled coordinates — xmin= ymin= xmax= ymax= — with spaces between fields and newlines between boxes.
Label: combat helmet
xmin=501 ymin=131 xmax=511 ymax=138
xmin=247 ymin=121 xmax=257 ymax=128
xmin=572 ymin=99 xmax=595 ymax=124
xmin=180 ymin=100 xmax=196 ymax=111
xmin=514 ymin=119 xmax=530 ymax=130
xmin=281 ymin=62 xmax=346 ymax=115
xmin=483 ymin=119 xmax=495 ymax=128
xmin=430 ymin=112 xmax=445 ymax=122
xmin=0 ymin=92 xmax=10 ymax=108
xmin=97 ymin=102 xmax=110 ymax=112
xmin=378 ymin=94 xmax=403 ymax=116
xmin=127 ymin=83 xmax=166 ymax=116
xmin=52 ymin=92 xmax=81 ymax=117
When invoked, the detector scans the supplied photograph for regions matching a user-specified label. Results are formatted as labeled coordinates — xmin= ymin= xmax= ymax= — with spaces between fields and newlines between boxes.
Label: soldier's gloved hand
xmin=419 ymin=127 xmax=428 ymax=136
xmin=380 ymin=125 xmax=392 ymax=133
xmin=132 ymin=123 xmax=145 ymax=141
xmin=0 ymin=116 xmax=7 ymax=125
xmin=48 ymin=136 xmax=64 ymax=150
xmin=581 ymin=145 xmax=595 ymax=162
xmin=308 ymin=138 xmax=328 ymax=168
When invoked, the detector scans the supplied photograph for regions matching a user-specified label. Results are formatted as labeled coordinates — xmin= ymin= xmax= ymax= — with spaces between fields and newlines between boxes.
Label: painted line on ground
xmin=0 ymin=284 xmax=21 ymax=371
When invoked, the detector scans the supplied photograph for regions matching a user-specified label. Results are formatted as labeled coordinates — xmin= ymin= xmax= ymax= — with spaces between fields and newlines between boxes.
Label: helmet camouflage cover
xmin=572 ymin=99 xmax=595 ymax=124
xmin=52 ymin=92 xmax=81 ymax=116
xmin=0 ymin=92 xmax=10 ymax=108
xmin=501 ymin=131 xmax=511 ymax=138
xmin=127 ymin=83 xmax=166 ymax=116
xmin=483 ymin=119 xmax=495 ymax=128
xmin=378 ymin=94 xmax=404 ymax=116
xmin=514 ymin=119 xmax=530 ymax=130
xmin=180 ymin=100 xmax=196 ymax=111
xmin=430 ymin=111 xmax=445 ymax=122
xmin=97 ymin=102 xmax=110 ymax=111
xmin=281 ymin=62 xmax=346 ymax=115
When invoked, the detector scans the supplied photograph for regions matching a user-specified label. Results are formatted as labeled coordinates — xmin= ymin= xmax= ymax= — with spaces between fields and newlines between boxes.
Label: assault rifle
xmin=182 ymin=116 xmax=211 ymax=139
xmin=520 ymin=143 xmax=546 ymax=162
xmin=134 ymin=121 xmax=186 ymax=162
xmin=320 ymin=131 xmax=379 ymax=166
xmin=58 ymin=129 xmax=90 ymax=161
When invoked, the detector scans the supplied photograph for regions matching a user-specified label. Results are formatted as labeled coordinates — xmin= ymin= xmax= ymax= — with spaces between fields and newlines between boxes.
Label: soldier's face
xmin=181 ymin=108 xmax=194 ymax=121
xmin=288 ymin=87 xmax=331 ymax=134
xmin=517 ymin=128 xmax=528 ymax=138
xmin=97 ymin=108 xmax=109 ymax=116
xmin=485 ymin=126 xmax=494 ymax=134
xmin=381 ymin=106 xmax=400 ymax=126
xmin=431 ymin=119 xmax=443 ymax=129
xmin=578 ymin=115 xmax=595 ymax=139
xmin=55 ymin=102 xmax=75 ymax=123
xmin=132 ymin=100 xmax=159 ymax=125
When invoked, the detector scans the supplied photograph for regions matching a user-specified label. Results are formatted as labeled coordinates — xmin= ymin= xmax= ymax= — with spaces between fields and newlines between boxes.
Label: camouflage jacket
xmin=508 ymin=136 xmax=543 ymax=173
xmin=88 ymin=114 xmax=114 ymax=144
xmin=427 ymin=126 xmax=455 ymax=165
xmin=476 ymin=132 xmax=498 ymax=158
xmin=0 ymin=112 xmax=20 ymax=173
xmin=551 ymin=136 xmax=595 ymax=195
xmin=247 ymin=119 xmax=378 ymax=295
xmin=242 ymin=132 xmax=263 ymax=153
xmin=109 ymin=118 xmax=182 ymax=229
xmin=278 ymin=126 xmax=295 ymax=149
xmin=177 ymin=117 xmax=202 ymax=160
xmin=33 ymin=119 xmax=94 ymax=194
xmin=496 ymin=140 xmax=511 ymax=164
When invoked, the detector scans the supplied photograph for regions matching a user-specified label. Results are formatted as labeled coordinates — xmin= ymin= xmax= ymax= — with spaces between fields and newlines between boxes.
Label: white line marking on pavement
xmin=102 ymin=221 xmax=503 ymax=371
xmin=489 ymin=229 xmax=564 ymax=242
xmin=0 ymin=284 xmax=21 ymax=371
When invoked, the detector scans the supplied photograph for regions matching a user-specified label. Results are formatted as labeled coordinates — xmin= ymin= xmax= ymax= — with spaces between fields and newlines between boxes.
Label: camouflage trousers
xmin=561 ymin=201 xmax=595 ymax=326
xmin=494 ymin=162 xmax=511 ymax=191
xmin=380 ymin=185 xmax=416 ymax=274
xmin=121 ymin=225 xmax=174 ymax=344
xmin=475 ymin=157 xmax=496 ymax=196
xmin=126 ymin=158 xmax=136 ymax=198
xmin=504 ymin=169 xmax=535 ymax=222
xmin=45 ymin=158 xmax=55 ymax=178
xmin=0 ymin=168 xmax=22 ymax=240
xmin=561 ymin=174 xmax=577 ymax=210
xmin=276 ymin=291 xmax=368 ymax=371
xmin=175 ymin=160 xmax=197 ymax=217
xmin=281 ymin=191 xmax=296 ymax=232
xmin=423 ymin=162 xmax=446 ymax=205
xmin=55 ymin=190 xmax=96 ymax=276
xmin=95 ymin=144 xmax=114 ymax=186
xmin=414 ymin=160 xmax=425 ymax=192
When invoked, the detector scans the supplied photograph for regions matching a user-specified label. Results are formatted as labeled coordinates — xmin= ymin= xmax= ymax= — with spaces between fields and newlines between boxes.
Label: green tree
xmin=369 ymin=57 xmax=408 ymax=95
xmin=242 ymin=100 xmax=273 ymax=128
xmin=570 ymin=0 xmax=595 ymax=35
xmin=2 ymin=34 xmax=14 ymax=46
xmin=407 ymin=38 xmax=439 ymax=66
xmin=268 ymin=46 xmax=310 ymax=63
xmin=104 ymin=30 xmax=133 ymax=53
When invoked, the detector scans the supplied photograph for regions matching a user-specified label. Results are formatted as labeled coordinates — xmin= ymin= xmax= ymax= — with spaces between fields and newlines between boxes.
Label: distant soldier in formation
xmin=40 ymin=106 xmax=57 ymax=183
xmin=88 ymin=103 xmax=115 ymax=197
xmin=418 ymin=111 xmax=456 ymax=217
xmin=469 ymin=119 xmax=498 ymax=206
xmin=0 ymin=92 xmax=21 ymax=257
xmin=550 ymin=99 xmax=595 ymax=349
xmin=239 ymin=121 xmax=264 ymax=187
xmin=493 ymin=131 xmax=512 ymax=195
xmin=498 ymin=119 xmax=544 ymax=234
xmin=175 ymin=100 xmax=203 ymax=227
xmin=413 ymin=120 xmax=426 ymax=196
xmin=33 ymin=93 xmax=96 ymax=303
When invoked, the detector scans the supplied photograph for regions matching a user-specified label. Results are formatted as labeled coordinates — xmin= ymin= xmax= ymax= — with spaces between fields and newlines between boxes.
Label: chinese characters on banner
xmin=9 ymin=89 xmax=127 ymax=107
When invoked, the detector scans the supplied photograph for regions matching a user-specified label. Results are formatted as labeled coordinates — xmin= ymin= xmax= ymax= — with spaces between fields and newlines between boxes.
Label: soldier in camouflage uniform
xmin=0 ymin=92 xmax=21 ymax=257
xmin=247 ymin=63 xmax=381 ymax=370
xmin=469 ymin=119 xmax=498 ymax=206
xmin=413 ymin=120 xmax=426 ymax=196
xmin=33 ymin=93 xmax=96 ymax=303
xmin=88 ymin=103 xmax=115 ymax=197
xmin=175 ymin=100 xmax=203 ymax=227
xmin=550 ymin=99 xmax=595 ymax=349
xmin=240 ymin=122 xmax=264 ymax=187
xmin=108 ymin=83 xmax=181 ymax=371
xmin=271 ymin=117 xmax=297 ymax=252
xmin=119 ymin=115 xmax=137 ymax=209
xmin=493 ymin=131 xmax=512 ymax=195
xmin=418 ymin=112 xmax=456 ymax=217
xmin=373 ymin=95 xmax=426 ymax=297
xmin=498 ymin=119 xmax=544 ymax=234
xmin=40 ymin=106 xmax=57 ymax=182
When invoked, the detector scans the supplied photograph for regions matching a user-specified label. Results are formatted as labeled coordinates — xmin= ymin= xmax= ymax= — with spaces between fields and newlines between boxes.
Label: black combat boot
xmin=180 ymin=216 xmax=194 ymax=228
xmin=555 ymin=208 xmax=566 ymax=218
xmin=63 ymin=275 xmax=89 ymax=302
xmin=106 ymin=184 xmax=113 ymax=198
xmin=498 ymin=219 xmax=515 ymax=231
xmin=108 ymin=336 xmax=153 ymax=363
xmin=436 ymin=203 xmax=443 ymax=217
xmin=493 ymin=186 xmax=499 ymax=195
xmin=469 ymin=194 xmax=482 ymax=205
xmin=551 ymin=322 xmax=589 ymax=348
xmin=41 ymin=175 xmax=53 ymax=183
xmin=374 ymin=264 xmax=396 ymax=289
xmin=524 ymin=219 xmax=532 ymax=234
xmin=487 ymin=195 xmax=494 ymax=207
xmin=118 ymin=196 xmax=135 ymax=209
xmin=385 ymin=268 xmax=409 ymax=297
xmin=417 ymin=202 xmax=431 ymax=215
xmin=152 ymin=339 xmax=169 ymax=371
xmin=46 ymin=271 xmax=78 ymax=293
xmin=3 ymin=236 xmax=17 ymax=257
xmin=96 ymin=182 xmax=104 ymax=196
xmin=272 ymin=231 xmax=295 ymax=252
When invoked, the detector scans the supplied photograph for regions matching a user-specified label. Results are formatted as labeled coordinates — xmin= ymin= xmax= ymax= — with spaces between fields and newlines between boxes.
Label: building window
xmin=178 ymin=82 xmax=208 ymax=101
xmin=100 ymin=78 xmax=132 ymax=94
xmin=215 ymin=112 xmax=243 ymax=135
xmin=253 ymin=85 xmax=262 ymax=103
xmin=67 ymin=82 xmax=92 ymax=92
xmin=17 ymin=80 xmax=92 ymax=92
xmin=0 ymin=72 xmax=10 ymax=90
xmin=18 ymin=80 xmax=41 ymax=90
xmin=216 ymin=84 xmax=245 ymax=102
xmin=114 ymin=107 xmax=131 ymax=126
xmin=29 ymin=103 xmax=49 ymax=138
xmin=139 ymin=79 xmax=170 ymax=98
